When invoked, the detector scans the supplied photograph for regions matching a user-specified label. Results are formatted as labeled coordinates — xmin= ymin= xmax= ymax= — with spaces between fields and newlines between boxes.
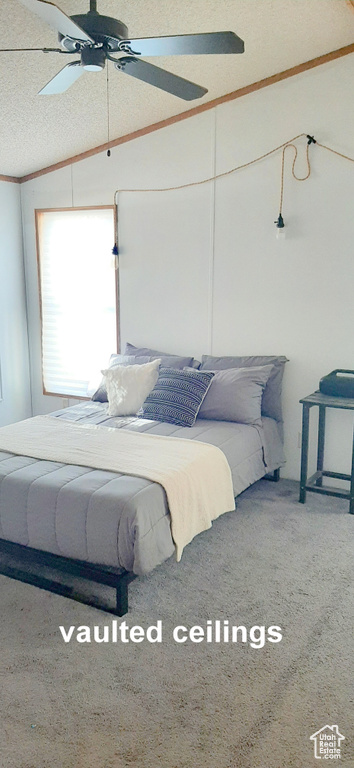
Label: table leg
xmin=316 ymin=405 xmax=326 ymax=486
xmin=299 ymin=404 xmax=310 ymax=503
xmin=350 ymin=425 xmax=354 ymax=515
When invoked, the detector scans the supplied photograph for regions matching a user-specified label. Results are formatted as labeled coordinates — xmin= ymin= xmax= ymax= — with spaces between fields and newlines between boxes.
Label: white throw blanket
xmin=0 ymin=416 xmax=235 ymax=561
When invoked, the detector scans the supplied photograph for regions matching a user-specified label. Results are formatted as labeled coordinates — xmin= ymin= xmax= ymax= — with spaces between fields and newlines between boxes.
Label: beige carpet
xmin=0 ymin=479 xmax=353 ymax=768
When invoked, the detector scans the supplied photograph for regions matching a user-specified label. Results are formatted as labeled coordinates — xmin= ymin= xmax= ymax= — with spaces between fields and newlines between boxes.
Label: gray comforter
xmin=0 ymin=404 xmax=285 ymax=575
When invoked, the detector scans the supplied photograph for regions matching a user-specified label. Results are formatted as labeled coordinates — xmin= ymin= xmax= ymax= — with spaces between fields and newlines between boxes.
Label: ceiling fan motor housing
xmin=59 ymin=14 xmax=129 ymax=51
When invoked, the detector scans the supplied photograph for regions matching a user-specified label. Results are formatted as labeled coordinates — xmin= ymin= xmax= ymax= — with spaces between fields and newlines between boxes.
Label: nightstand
xmin=299 ymin=391 xmax=354 ymax=514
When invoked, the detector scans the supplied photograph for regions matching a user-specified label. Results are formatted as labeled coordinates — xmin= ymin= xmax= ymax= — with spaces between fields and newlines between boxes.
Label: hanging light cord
xmin=278 ymin=141 xmax=311 ymax=216
xmin=112 ymin=132 xmax=353 ymax=251
xmin=114 ymin=132 xmax=353 ymax=203
xmin=278 ymin=135 xmax=354 ymax=216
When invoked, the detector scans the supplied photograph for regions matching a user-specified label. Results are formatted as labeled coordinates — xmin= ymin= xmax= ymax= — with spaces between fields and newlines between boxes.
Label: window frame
xmin=35 ymin=205 xmax=119 ymax=399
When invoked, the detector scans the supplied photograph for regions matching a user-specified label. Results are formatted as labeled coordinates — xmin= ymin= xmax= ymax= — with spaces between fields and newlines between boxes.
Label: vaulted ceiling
xmin=1 ymin=0 xmax=353 ymax=178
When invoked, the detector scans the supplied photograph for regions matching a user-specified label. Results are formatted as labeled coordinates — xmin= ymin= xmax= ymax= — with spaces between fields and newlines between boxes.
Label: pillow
xmin=91 ymin=354 xmax=151 ymax=402
xmin=102 ymin=359 xmax=161 ymax=416
xmin=198 ymin=365 xmax=274 ymax=426
xmin=91 ymin=352 xmax=199 ymax=403
xmin=140 ymin=367 xmax=214 ymax=427
xmin=200 ymin=355 xmax=288 ymax=423
xmin=125 ymin=342 xmax=200 ymax=369
xmin=112 ymin=352 xmax=193 ymax=370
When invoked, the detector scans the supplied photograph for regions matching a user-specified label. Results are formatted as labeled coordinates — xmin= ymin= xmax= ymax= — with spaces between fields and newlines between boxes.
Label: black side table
xmin=299 ymin=391 xmax=354 ymax=515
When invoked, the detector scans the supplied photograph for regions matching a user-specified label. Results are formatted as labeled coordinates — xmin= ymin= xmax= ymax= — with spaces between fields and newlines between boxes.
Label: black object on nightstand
xmin=299 ymin=391 xmax=354 ymax=515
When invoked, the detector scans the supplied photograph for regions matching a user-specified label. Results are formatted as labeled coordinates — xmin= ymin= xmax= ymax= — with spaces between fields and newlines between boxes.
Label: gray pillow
xmin=92 ymin=354 xmax=151 ymax=402
xmin=198 ymin=365 xmax=274 ymax=426
xmin=112 ymin=352 xmax=190 ymax=370
xmin=92 ymin=351 xmax=196 ymax=402
xmin=125 ymin=342 xmax=200 ymax=369
xmin=200 ymin=355 xmax=288 ymax=423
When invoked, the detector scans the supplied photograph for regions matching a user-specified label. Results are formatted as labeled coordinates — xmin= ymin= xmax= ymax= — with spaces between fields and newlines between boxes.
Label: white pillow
xmin=101 ymin=359 xmax=161 ymax=416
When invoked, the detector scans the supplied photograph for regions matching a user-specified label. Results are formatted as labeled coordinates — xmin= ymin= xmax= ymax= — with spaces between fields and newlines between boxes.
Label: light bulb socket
xmin=274 ymin=213 xmax=285 ymax=229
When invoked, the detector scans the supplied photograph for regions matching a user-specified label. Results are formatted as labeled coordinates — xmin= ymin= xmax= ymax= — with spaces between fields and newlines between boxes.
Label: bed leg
xmin=265 ymin=468 xmax=280 ymax=482
xmin=115 ymin=573 xmax=130 ymax=616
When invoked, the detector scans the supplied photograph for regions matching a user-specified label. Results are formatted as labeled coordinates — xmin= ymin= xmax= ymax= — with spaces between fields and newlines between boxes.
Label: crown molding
xmin=0 ymin=174 xmax=21 ymax=184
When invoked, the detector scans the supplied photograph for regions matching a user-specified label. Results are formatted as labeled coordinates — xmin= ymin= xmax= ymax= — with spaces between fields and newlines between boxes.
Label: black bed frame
xmin=0 ymin=539 xmax=135 ymax=616
xmin=0 ymin=468 xmax=280 ymax=616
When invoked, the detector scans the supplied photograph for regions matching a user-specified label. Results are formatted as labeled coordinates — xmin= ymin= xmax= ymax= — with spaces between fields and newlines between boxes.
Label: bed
xmin=0 ymin=349 xmax=287 ymax=615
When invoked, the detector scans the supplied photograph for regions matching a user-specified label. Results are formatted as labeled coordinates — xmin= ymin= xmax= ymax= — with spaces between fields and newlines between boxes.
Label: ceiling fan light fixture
xmin=81 ymin=46 xmax=105 ymax=71
xmin=13 ymin=0 xmax=245 ymax=97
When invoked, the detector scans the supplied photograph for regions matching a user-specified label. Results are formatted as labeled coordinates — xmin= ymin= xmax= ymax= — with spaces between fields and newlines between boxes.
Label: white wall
xmin=21 ymin=54 xmax=354 ymax=479
xmin=0 ymin=181 xmax=31 ymax=426
xmin=21 ymin=109 xmax=216 ymax=416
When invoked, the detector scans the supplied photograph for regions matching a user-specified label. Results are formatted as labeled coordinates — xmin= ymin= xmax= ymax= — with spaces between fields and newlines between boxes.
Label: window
xmin=36 ymin=206 xmax=118 ymax=398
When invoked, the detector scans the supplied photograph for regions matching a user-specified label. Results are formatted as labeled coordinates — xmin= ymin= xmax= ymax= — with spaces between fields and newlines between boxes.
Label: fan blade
xmin=116 ymin=56 xmax=207 ymax=100
xmin=120 ymin=31 xmax=244 ymax=57
xmin=18 ymin=0 xmax=94 ymax=43
xmin=38 ymin=61 xmax=83 ymax=94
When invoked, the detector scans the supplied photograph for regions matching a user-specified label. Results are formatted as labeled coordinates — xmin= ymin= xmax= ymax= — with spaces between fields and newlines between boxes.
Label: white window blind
xmin=37 ymin=207 xmax=117 ymax=398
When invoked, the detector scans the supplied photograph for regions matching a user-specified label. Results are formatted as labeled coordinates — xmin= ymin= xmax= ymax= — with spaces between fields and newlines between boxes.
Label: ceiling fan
xmin=1 ymin=0 xmax=244 ymax=100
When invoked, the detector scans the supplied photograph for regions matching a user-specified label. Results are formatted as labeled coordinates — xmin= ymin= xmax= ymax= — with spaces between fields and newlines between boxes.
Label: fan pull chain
xmin=106 ymin=64 xmax=111 ymax=157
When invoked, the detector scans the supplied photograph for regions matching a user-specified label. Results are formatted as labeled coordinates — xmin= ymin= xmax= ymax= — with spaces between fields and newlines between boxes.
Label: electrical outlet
xmin=62 ymin=398 xmax=70 ymax=409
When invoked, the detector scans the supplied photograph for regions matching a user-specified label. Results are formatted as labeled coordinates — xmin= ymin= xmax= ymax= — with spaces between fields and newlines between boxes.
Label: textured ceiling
xmin=0 ymin=0 xmax=353 ymax=178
